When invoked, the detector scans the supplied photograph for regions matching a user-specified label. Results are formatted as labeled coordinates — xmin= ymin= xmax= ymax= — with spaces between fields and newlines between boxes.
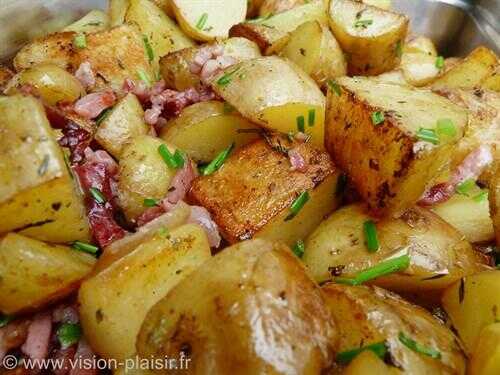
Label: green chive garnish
xmin=354 ymin=19 xmax=373 ymax=28
xmin=456 ymin=178 xmax=475 ymax=196
xmin=137 ymin=69 xmax=152 ymax=87
xmin=74 ymin=33 xmax=87 ymax=49
xmin=436 ymin=118 xmax=456 ymax=139
xmin=285 ymin=191 xmax=310 ymax=221
xmin=416 ymin=128 xmax=440 ymax=145
xmin=371 ymin=111 xmax=384 ymax=126
xmin=158 ymin=144 xmax=185 ymax=169
xmin=395 ymin=40 xmax=403 ymax=58
xmin=95 ymin=108 xmax=112 ymax=126
xmin=336 ymin=341 xmax=388 ymax=364
xmin=328 ymin=80 xmax=342 ymax=96
xmin=297 ymin=115 xmax=305 ymax=132
xmin=216 ymin=66 xmax=241 ymax=87
xmin=57 ymin=323 xmax=82 ymax=349
xmin=293 ymin=240 xmax=305 ymax=258
xmin=334 ymin=254 xmax=410 ymax=285
xmin=435 ymin=56 xmax=445 ymax=69
xmin=89 ymin=187 xmax=106 ymax=204
xmin=142 ymin=35 xmax=154 ymax=62
xmin=363 ymin=220 xmax=380 ymax=253
xmin=0 ymin=314 xmax=14 ymax=328
xmin=473 ymin=190 xmax=488 ymax=202
xmin=72 ymin=241 xmax=99 ymax=255
xmin=398 ymin=332 xmax=441 ymax=359
xmin=196 ymin=13 xmax=208 ymax=30
xmin=202 ymin=143 xmax=234 ymax=176
xmin=144 ymin=198 xmax=159 ymax=207
xmin=308 ymin=109 xmax=316 ymax=127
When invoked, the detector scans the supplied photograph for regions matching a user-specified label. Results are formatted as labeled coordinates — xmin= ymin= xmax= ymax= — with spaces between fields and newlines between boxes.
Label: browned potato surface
xmin=490 ymin=166 xmax=500 ymax=246
xmin=259 ymin=0 xmax=308 ymax=16
xmin=229 ymin=23 xmax=290 ymax=55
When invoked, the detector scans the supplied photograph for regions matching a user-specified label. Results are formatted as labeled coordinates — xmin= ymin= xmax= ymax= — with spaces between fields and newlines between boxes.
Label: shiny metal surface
xmin=0 ymin=0 xmax=498 ymax=62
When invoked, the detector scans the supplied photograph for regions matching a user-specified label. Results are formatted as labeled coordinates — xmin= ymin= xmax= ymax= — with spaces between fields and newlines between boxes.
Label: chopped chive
xmin=216 ymin=66 xmax=241 ymax=87
xmin=363 ymin=220 xmax=380 ymax=253
xmin=72 ymin=241 xmax=99 ymax=255
xmin=435 ymin=56 xmax=445 ymax=69
xmin=137 ymin=69 xmax=152 ymax=87
xmin=456 ymin=178 xmax=475 ymax=196
xmin=142 ymin=35 xmax=154 ymax=62
xmin=73 ymin=33 xmax=87 ymax=49
xmin=293 ymin=240 xmax=305 ymax=258
xmin=395 ymin=40 xmax=403 ymax=58
xmin=416 ymin=128 xmax=440 ymax=145
xmin=196 ymin=12 xmax=208 ymax=30
xmin=436 ymin=118 xmax=456 ymax=139
xmin=158 ymin=144 xmax=184 ymax=169
xmin=157 ymin=227 xmax=169 ymax=238
xmin=336 ymin=341 xmax=388 ymax=364
xmin=371 ymin=111 xmax=384 ymax=126
xmin=202 ymin=143 xmax=234 ymax=176
xmin=95 ymin=108 xmax=112 ymax=126
xmin=57 ymin=323 xmax=82 ymax=349
xmin=328 ymin=80 xmax=342 ymax=96
xmin=38 ymin=155 xmax=50 ymax=176
xmin=0 ymin=314 xmax=14 ymax=328
xmin=398 ymin=332 xmax=441 ymax=359
xmin=473 ymin=190 xmax=488 ymax=202
xmin=308 ymin=109 xmax=316 ymax=127
xmin=285 ymin=191 xmax=310 ymax=221
xmin=144 ymin=198 xmax=159 ymax=207
xmin=297 ymin=115 xmax=305 ymax=132
xmin=89 ymin=187 xmax=106 ymax=204
xmin=334 ymin=254 xmax=410 ymax=285
xmin=354 ymin=19 xmax=373 ymax=28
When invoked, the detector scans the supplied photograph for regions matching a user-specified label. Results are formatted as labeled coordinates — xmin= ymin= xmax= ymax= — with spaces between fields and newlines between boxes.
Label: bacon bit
xmin=136 ymin=206 xmax=166 ymax=227
xmin=122 ymin=79 xmax=166 ymax=104
xmin=69 ymin=339 xmax=97 ymax=375
xmin=0 ymin=320 xmax=30 ymax=361
xmin=52 ymin=305 xmax=79 ymax=325
xmin=74 ymin=62 xmax=95 ymax=90
xmin=189 ymin=44 xmax=236 ymax=85
xmin=288 ymin=147 xmax=307 ymax=172
xmin=52 ymin=346 xmax=77 ymax=375
xmin=188 ymin=206 xmax=221 ymax=248
xmin=58 ymin=122 xmax=92 ymax=164
xmin=21 ymin=312 xmax=52 ymax=361
xmin=418 ymin=182 xmax=454 ymax=206
xmin=84 ymin=148 xmax=119 ymax=176
xmin=74 ymin=91 xmax=116 ymax=119
xmin=86 ymin=201 xmax=126 ymax=247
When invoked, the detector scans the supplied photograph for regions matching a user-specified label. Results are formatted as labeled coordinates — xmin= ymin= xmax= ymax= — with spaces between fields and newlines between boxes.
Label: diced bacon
xmin=188 ymin=206 xmax=222 ymax=248
xmin=200 ymin=55 xmax=237 ymax=85
xmin=69 ymin=339 xmax=97 ymax=375
xmin=21 ymin=312 xmax=52 ymax=361
xmin=52 ymin=347 xmax=77 ymax=375
xmin=52 ymin=305 xmax=79 ymax=325
xmin=74 ymin=91 xmax=116 ymax=119
xmin=288 ymin=148 xmax=307 ymax=172
xmin=86 ymin=201 xmax=126 ymax=247
xmin=83 ymin=148 xmax=119 ymax=176
xmin=74 ymin=62 xmax=95 ymax=90
xmin=136 ymin=205 xmax=166 ymax=227
xmin=418 ymin=182 xmax=454 ymax=206
xmin=0 ymin=320 xmax=30 ymax=361
xmin=122 ymin=78 xmax=166 ymax=104
xmin=58 ymin=122 xmax=92 ymax=164
xmin=190 ymin=44 xmax=226 ymax=77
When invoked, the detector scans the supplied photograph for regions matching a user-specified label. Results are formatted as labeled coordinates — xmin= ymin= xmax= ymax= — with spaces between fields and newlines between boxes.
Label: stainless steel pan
xmin=0 ymin=0 xmax=498 ymax=63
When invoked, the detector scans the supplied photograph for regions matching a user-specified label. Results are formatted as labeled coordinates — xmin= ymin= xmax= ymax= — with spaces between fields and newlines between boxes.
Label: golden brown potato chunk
xmin=229 ymin=23 xmax=290 ymax=55
xmin=490 ymin=166 xmax=500 ymax=246
xmin=0 ymin=65 xmax=14 ymax=90
xmin=138 ymin=239 xmax=338 ymax=374
xmin=188 ymin=136 xmax=340 ymax=245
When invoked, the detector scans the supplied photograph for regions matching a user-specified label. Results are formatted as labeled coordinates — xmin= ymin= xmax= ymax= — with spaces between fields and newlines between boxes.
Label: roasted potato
xmin=375 ymin=69 xmax=407 ymax=84
xmin=160 ymin=101 xmax=260 ymax=163
xmin=259 ymin=0 xmax=309 ymax=16
xmin=63 ymin=9 xmax=109 ymax=33
xmin=159 ymin=37 xmax=261 ymax=91
xmin=303 ymin=204 xmax=485 ymax=295
xmin=431 ymin=46 xmax=499 ymax=90
xmin=480 ymin=65 xmax=500 ymax=92
xmin=323 ymin=284 xmax=466 ymax=374
xmin=117 ymin=135 xmax=179 ymax=222
xmin=403 ymin=35 xmax=437 ymax=56
xmin=95 ymin=93 xmax=149 ymax=159
xmin=343 ymin=350 xmax=401 ymax=375
xmin=228 ymin=23 xmax=290 ymax=55
xmin=325 ymin=76 xmax=468 ymax=216
xmin=281 ymin=20 xmax=347 ymax=87
xmin=210 ymin=56 xmax=326 ymax=148
xmin=0 ymin=65 xmax=14 ymax=90
xmin=361 ymin=0 xmax=392 ymax=10
xmin=468 ymin=323 xmax=500 ymax=375
xmin=6 ymin=63 xmax=85 ymax=105
xmin=328 ymin=0 xmax=409 ymax=75
xmin=491 ymin=166 xmax=500 ymax=245
xmin=441 ymin=270 xmax=500 ymax=354
xmin=188 ymin=136 xmax=340 ymax=246
xmin=170 ymin=0 xmax=247 ymax=41
xmin=400 ymin=52 xmax=441 ymax=87
xmin=261 ymin=0 xmax=328 ymax=32
xmin=79 ymin=224 xmax=211 ymax=360
xmin=0 ymin=95 xmax=90 ymax=243
xmin=109 ymin=0 xmax=128 ymax=26
xmin=0 ymin=233 xmax=95 ymax=315
xmin=137 ymin=239 xmax=337 ymax=374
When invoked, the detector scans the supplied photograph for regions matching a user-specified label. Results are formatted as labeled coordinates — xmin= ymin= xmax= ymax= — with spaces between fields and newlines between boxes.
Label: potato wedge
xmin=63 ymin=10 xmax=109 ymax=33
xmin=328 ymin=0 xmax=408 ymax=76
xmin=137 ymin=239 xmax=337 ymax=374
xmin=361 ymin=0 xmax=392 ymax=10
xmin=228 ymin=23 xmax=290 ymax=55
xmin=259 ymin=0 xmax=309 ymax=16
xmin=188 ymin=136 xmax=340 ymax=246
xmin=262 ymin=0 xmax=328 ymax=32
xmin=117 ymin=135 xmax=179 ymax=222
xmin=375 ymin=69 xmax=407 ymax=85
xmin=79 ymin=224 xmax=211 ymax=360
xmin=210 ymin=56 xmax=326 ymax=147
xmin=0 ymin=95 xmax=90 ymax=243
xmin=0 ymin=233 xmax=95 ymax=315
xmin=0 ymin=65 xmax=14 ymax=90
xmin=281 ymin=21 xmax=347 ymax=87
xmin=431 ymin=46 xmax=499 ymax=90
xmin=442 ymin=270 xmax=500 ymax=354
xmin=74 ymin=24 xmax=155 ymax=91
xmin=400 ymin=52 xmax=441 ymax=87
xmin=491 ymin=166 xmax=500 ymax=246
xmin=6 ymin=63 xmax=85 ymax=105
xmin=170 ymin=0 xmax=247 ymax=41
xmin=159 ymin=37 xmax=261 ymax=91
xmin=303 ymin=204 xmax=485 ymax=294
xmin=343 ymin=350 xmax=401 ymax=375
xmin=480 ymin=65 xmax=500 ymax=92
xmin=160 ymin=101 xmax=260 ymax=163
xmin=325 ymin=76 xmax=468 ymax=215
xmin=469 ymin=323 xmax=500 ymax=375
xmin=404 ymin=35 xmax=437 ymax=56
xmin=95 ymin=93 xmax=149 ymax=159
xmin=323 ymin=284 xmax=466 ymax=374
xmin=109 ymin=0 xmax=128 ymax=26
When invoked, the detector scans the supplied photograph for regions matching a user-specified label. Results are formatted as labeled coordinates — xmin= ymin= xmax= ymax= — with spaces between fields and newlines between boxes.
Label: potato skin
xmin=228 ymin=23 xmax=290 ymax=55
xmin=491 ymin=166 xmax=500 ymax=246
xmin=259 ymin=0 xmax=309 ymax=16
xmin=137 ymin=239 xmax=338 ymax=374
xmin=323 ymin=284 xmax=466 ymax=374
